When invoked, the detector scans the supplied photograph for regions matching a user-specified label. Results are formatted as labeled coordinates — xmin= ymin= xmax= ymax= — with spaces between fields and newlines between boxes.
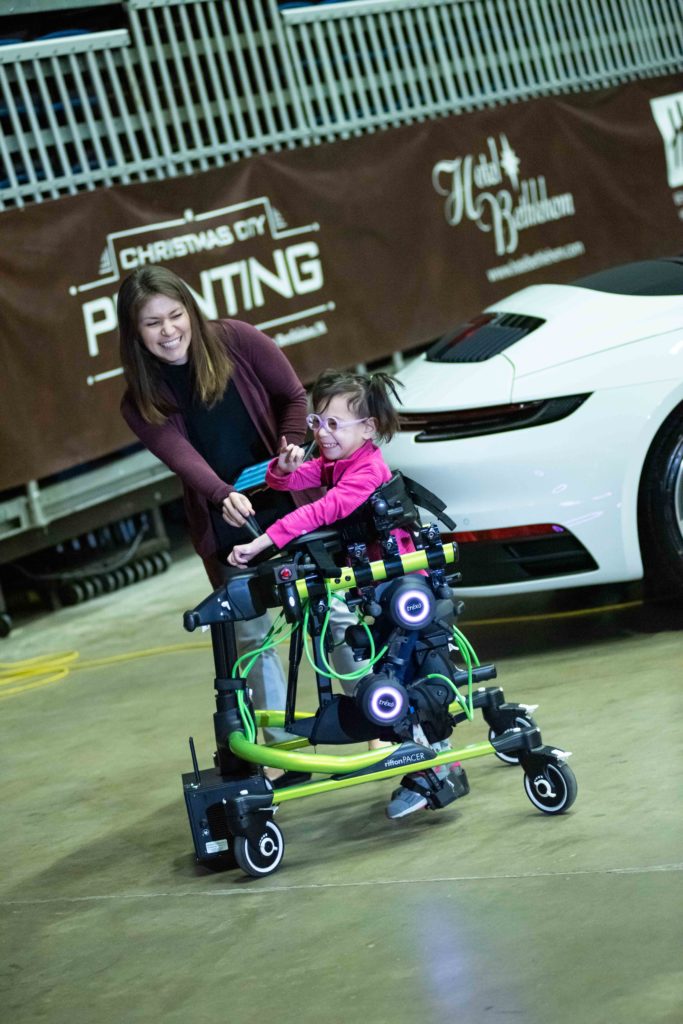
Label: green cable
xmin=302 ymin=590 xmax=388 ymax=681
xmin=230 ymin=612 xmax=299 ymax=742
xmin=233 ymin=613 xmax=297 ymax=678
xmin=236 ymin=688 xmax=256 ymax=742
xmin=241 ymin=621 xmax=297 ymax=679
xmin=424 ymin=671 xmax=474 ymax=721
xmin=452 ymin=624 xmax=480 ymax=667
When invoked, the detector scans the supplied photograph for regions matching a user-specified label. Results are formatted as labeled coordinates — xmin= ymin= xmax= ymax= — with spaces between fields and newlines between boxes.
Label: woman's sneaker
xmin=386 ymin=763 xmax=469 ymax=820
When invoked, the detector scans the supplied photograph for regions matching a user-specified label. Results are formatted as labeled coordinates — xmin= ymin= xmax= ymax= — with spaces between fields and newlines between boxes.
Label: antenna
xmin=188 ymin=736 xmax=201 ymax=784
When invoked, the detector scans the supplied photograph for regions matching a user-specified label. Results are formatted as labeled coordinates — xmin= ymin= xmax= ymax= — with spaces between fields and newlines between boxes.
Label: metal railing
xmin=0 ymin=0 xmax=681 ymax=209
xmin=0 ymin=29 xmax=164 ymax=208
xmin=281 ymin=0 xmax=683 ymax=139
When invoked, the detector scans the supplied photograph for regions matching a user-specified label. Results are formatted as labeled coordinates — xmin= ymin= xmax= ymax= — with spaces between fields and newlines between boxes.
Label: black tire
xmin=638 ymin=408 xmax=683 ymax=600
xmin=0 ymin=613 xmax=12 ymax=639
xmin=113 ymin=568 xmax=128 ymax=589
xmin=132 ymin=560 xmax=148 ymax=582
xmin=101 ymin=572 xmax=118 ymax=593
xmin=523 ymin=761 xmax=577 ymax=815
xmin=141 ymin=556 xmax=156 ymax=578
xmin=233 ymin=821 xmax=285 ymax=877
xmin=59 ymin=582 xmax=85 ymax=606
xmin=151 ymin=553 xmax=166 ymax=574
xmin=488 ymin=714 xmax=537 ymax=765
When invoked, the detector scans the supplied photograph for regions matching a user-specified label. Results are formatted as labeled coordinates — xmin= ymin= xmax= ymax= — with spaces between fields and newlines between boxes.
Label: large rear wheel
xmin=638 ymin=408 xmax=683 ymax=601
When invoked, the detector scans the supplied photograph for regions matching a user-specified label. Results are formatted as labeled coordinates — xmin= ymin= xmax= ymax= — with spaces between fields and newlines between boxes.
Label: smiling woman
xmin=116 ymin=265 xmax=311 ymax=747
xmin=136 ymin=295 xmax=192 ymax=365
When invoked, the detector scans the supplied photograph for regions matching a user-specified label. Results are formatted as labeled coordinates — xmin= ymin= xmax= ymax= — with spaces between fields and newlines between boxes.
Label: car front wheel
xmin=638 ymin=406 xmax=683 ymax=600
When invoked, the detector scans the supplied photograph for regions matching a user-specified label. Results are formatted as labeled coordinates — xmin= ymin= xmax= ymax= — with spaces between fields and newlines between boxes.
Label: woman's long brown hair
xmin=117 ymin=266 xmax=232 ymax=424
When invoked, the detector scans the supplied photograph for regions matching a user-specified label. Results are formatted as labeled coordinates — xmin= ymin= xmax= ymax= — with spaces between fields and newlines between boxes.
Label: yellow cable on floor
xmin=0 ymin=641 xmax=211 ymax=700
xmin=462 ymin=598 xmax=643 ymax=627
xmin=0 ymin=597 xmax=645 ymax=701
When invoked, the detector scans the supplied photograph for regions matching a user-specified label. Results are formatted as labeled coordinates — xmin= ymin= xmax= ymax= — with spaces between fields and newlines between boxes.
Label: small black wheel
xmin=151 ymin=553 xmax=166 ymax=574
xmin=141 ymin=556 xmax=156 ymax=578
xmin=101 ymin=572 xmax=118 ymax=593
xmin=488 ymin=714 xmax=537 ymax=764
xmin=524 ymin=761 xmax=577 ymax=815
xmin=0 ymin=613 xmax=12 ymax=639
xmin=233 ymin=820 xmax=285 ymax=877
xmin=59 ymin=582 xmax=85 ymax=606
xmin=638 ymin=408 xmax=683 ymax=600
xmin=132 ymin=560 xmax=148 ymax=582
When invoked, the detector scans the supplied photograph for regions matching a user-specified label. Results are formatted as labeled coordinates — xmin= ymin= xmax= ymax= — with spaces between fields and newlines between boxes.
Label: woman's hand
xmin=221 ymin=490 xmax=254 ymax=527
xmin=276 ymin=435 xmax=305 ymax=474
xmin=227 ymin=532 xmax=274 ymax=567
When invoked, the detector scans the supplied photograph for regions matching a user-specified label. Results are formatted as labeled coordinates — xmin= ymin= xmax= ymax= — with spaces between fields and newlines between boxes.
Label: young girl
xmin=227 ymin=369 xmax=408 ymax=566
xmin=228 ymin=369 xmax=465 ymax=819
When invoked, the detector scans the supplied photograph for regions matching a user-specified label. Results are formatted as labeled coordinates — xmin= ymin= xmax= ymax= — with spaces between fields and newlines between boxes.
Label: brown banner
xmin=0 ymin=75 xmax=681 ymax=491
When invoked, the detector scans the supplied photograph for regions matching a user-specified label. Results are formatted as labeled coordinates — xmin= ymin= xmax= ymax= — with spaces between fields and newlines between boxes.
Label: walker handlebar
xmin=182 ymin=536 xmax=459 ymax=631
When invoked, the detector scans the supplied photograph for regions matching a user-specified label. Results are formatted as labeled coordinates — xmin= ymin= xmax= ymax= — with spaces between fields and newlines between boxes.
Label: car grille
xmin=398 ymin=394 xmax=590 ymax=441
xmin=427 ymin=312 xmax=545 ymax=363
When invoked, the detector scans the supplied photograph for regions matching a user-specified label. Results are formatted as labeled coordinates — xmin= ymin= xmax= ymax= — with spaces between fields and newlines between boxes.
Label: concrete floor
xmin=1 ymin=547 xmax=681 ymax=1024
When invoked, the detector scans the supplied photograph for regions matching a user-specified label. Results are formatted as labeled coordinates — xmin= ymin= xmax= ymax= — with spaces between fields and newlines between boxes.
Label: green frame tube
xmin=228 ymin=728 xmax=495 ymax=803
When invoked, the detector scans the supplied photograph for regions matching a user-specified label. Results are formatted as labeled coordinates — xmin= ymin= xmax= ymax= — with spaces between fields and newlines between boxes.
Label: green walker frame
xmin=182 ymin=530 xmax=577 ymax=878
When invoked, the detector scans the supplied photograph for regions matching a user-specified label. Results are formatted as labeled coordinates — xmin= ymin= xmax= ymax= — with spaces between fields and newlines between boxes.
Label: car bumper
xmin=384 ymin=383 xmax=675 ymax=595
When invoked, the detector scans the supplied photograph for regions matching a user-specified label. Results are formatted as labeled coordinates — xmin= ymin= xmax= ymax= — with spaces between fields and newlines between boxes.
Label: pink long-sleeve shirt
xmin=264 ymin=440 xmax=415 ymax=557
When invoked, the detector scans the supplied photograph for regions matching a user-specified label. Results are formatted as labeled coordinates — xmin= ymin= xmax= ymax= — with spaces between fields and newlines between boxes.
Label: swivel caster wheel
xmin=488 ymin=713 xmax=537 ymax=764
xmin=523 ymin=761 xmax=577 ymax=814
xmin=233 ymin=821 xmax=285 ymax=877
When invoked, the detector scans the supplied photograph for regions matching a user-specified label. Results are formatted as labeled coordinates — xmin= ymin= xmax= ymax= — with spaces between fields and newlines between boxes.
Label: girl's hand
xmin=276 ymin=435 xmax=305 ymax=474
xmin=222 ymin=491 xmax=254 ymax=527
xmin=227 ymin=533 xmax=274 ymax=567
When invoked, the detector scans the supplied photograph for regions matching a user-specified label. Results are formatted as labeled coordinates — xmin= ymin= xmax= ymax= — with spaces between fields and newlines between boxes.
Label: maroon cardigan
xmin=121 ymin=319 xmax=310 ymax=572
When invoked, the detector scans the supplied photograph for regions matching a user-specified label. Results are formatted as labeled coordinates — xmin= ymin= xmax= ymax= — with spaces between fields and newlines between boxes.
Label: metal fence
xmin=0 ymin=0 xmax=681 ymax=210
xmin=281 ymin=0 xmax=683 ymax=138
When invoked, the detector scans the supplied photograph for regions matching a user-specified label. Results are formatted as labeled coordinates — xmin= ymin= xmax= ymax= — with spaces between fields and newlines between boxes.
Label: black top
xmin=572 ymin=258 xmax=683 ymax=296
xmin=161 ymin=363 xmax=292 ymax=554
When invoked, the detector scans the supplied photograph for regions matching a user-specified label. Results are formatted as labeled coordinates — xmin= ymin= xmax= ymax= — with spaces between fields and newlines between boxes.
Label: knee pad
xmin=408 ymin=677 xmax=455 ymax=743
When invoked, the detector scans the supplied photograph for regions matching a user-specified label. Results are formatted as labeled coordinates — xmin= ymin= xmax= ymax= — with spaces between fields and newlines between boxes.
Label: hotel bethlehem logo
xmin=431 ymin=133 xmax=577 ymax=258
xmin=650 ymin=92 xmax=683 ymax=220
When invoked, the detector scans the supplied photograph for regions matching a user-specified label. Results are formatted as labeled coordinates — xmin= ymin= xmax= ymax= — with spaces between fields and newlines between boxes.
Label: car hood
xmin=395 ymin=352 xmax=514 ymax=410
xmin=487 ymin=283 xmax=683 ymax=378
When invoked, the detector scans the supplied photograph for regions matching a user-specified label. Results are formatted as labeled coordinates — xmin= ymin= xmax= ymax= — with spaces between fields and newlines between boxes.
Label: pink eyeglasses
xmin=306 ymin=412 xmax=368 ymax=433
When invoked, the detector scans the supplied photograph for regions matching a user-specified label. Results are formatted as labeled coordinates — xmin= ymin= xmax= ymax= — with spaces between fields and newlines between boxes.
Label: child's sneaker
xmin=385 ymin=775 xmax=430 ymax=818
xmin=385 ymin=763 xmax=469 ymax=820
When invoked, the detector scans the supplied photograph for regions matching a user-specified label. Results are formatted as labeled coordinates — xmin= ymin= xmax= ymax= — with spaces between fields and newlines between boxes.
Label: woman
xmin=117 ymin=265 xmax=313 ymax=752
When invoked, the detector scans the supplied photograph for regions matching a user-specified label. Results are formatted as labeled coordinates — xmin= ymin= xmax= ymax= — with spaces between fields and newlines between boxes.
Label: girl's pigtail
xmin=367 ymin=372 xmax=403 ymax=442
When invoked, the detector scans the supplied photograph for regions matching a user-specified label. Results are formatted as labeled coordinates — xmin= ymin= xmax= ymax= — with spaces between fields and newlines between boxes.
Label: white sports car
xmin=384 ymin=257 xmax=683 ymax=598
